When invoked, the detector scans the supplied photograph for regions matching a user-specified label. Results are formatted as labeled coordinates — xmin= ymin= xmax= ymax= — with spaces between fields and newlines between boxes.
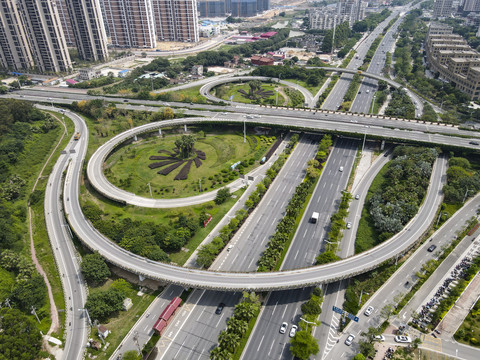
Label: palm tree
xmin=210 ymin=345 xmax=233 ymax=360
xmin=218 ymin=330 xmax=241 ymax=353
xmin=227 ymin=317 xmax=248 ymax=336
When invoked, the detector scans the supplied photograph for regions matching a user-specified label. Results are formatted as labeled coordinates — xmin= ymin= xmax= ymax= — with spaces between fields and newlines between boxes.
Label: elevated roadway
xmin=63 ymin=116 xmax=458 ymax=291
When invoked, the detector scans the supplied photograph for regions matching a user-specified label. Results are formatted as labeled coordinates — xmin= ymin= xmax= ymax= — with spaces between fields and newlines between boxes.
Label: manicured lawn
xmin=105 ymin=130 xmax=269 ymax=198
xmin=214 ymin=82 xmax=287 ymax=105
xmin=86 ymin=279 xmax=157 ymax=360
xmin=355 ymin=163 xmax=390 ymax=253
xmin=285 ymin=78 xmax=326 ymax=96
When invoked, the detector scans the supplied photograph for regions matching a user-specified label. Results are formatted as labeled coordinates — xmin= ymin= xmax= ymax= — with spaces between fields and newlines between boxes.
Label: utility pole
xmin=147 ymin=182 xmax=153 ymax=198
xmin=358 ymin=290 xmax=369 ymax=306
xmin=331 ymin=17 xmax=336 ymax=55
xmin=244 ymin=120 xmax=246 ymax=143
xmin=199 ymin=178 xmax=202 ymax=192
xmin=31 ymin=306 xmax=41 ymax=324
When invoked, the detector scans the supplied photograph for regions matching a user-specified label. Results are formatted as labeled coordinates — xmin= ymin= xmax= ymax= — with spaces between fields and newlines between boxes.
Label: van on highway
xmin=311 ymin=212 xmax=319 ymax=223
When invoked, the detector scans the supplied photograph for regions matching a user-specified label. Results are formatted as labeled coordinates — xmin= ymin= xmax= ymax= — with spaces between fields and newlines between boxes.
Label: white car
xmin=374 ymin=335 xmax=385 ymax=342
xmin=346 ymin=222 xmax=352 ymax=229
xmin=339 ymin=166 xmax=344 ymax=172
xmin=394 ymin=335 xmax=412 ymax=343
xmin=280 ymin=322 xmax=288 ymax=334
xmin=345 ymin=334 xmax=355 ymax=346
xmin=289 ymin=325 xmax=298 ymax=337
xmin=355 ymin=194 xmax=360 ymax=200
xmin=364 ymin=306 xmax=374 ymax=316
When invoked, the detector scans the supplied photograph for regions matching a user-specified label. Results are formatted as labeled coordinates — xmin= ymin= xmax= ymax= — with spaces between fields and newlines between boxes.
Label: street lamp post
xmin=275 ymin=89 xmax=278 ymax=106
xmin=147 ymin=182 xmax=153 ymax=198
xmin=244 ymin=119 xmax=246 ymax=143
xmin=358 ymin=290 xmax=369 ymax=306
xmin=463 ymin=188 xmax=473 ymax=203
xmin=370 ymin=94 xmax=376 ymax=114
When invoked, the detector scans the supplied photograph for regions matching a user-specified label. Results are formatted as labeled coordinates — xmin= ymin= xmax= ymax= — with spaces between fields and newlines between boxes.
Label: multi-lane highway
xmin=156 ymin=135 xmax=321 ymax=359
xmin=242 ymin=138 xmax=358 ymax=360
xmin=43 ymin=108 xmax=89 ymax=359
xmin=60 ymin=115 xmax=479 ymax=291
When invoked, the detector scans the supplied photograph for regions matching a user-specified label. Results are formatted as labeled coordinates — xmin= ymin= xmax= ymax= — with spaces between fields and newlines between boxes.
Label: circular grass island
xmin=213 ymin=80 xmax=304 ymax=107
xmin=104 ymin=127 xmax=277 ymax=199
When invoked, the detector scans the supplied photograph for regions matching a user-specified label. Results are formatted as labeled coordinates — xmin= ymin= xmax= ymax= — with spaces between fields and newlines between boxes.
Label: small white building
xmin=79 ymin=68 xmax=102 ymax=81
xmin=191 ymin=65 xmax=204 ymax=76
xmin=98 ymin=325 xmax=110 ymax=339
xmin=123 ymin=298 xmax=133 ymax=311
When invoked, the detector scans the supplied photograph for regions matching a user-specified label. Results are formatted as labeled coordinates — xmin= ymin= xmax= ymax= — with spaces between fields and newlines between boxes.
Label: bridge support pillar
xmin=184 ymin=124 xmax=187 ymax=132
xmin=139 ymin=274 xmax=145 ymax=282
xmin=133 ymin=135 xmax=137 ymax=142
xmin=158 ymin=128 xmax=162 ymax=136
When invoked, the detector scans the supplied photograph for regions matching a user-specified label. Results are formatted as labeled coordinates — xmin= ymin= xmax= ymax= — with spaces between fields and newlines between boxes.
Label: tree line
xmin=257 ymin=135 xmax=332 ymax=272
xmin=196 ymin=134 xmax=300 ymax=268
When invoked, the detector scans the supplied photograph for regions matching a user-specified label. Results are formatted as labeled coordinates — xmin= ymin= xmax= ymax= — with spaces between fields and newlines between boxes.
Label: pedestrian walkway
xmin=437 ymin=259 xmax=480 ymax=338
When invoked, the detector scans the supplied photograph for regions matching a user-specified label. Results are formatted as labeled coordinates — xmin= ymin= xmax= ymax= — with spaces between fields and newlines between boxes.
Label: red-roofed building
xmin=251 ymin=56 xmax=274 ymax=66
xmin=261 ymin=31 xmax=277 ymax=38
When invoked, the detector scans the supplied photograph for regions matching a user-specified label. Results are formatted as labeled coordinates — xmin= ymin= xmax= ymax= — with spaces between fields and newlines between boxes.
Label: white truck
xmin=311 ymin=212 xmax=319 ymax=223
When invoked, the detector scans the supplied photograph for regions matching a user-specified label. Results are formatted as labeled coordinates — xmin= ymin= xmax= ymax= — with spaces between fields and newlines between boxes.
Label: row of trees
xmin=393 ymin=10 xmax=469 ymax=113
xmin=257 ymin=135 xmax=331 ymax=272
xmin=196 ymin=135 xmax=299 ymax=268
xmin=70 ymin=100 xmax=175 ymax=138
xmin=443 ymin=156 xmax=480 ymax=204
xmin=210 ymin=292 xmax=261 ymax=359
xmin=251 ymin=66 xmax=326 ymax=87
xmin=289 ymin=287 xmax=324 ymax=360
xmin=82 ymin=201 xmax=210 ymax=261
xmin=315 ymin=191 xmax=352 ymax=265
xmin=362 ymin=146 xmax=438 ymax=251
xmin=384 ymin=88 xmax=416 ymax=119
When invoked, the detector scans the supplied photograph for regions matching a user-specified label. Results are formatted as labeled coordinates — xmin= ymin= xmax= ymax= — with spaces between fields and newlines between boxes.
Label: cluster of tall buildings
xmin=433 ymin=0 xmax=480 ymax=18
xmin=309 ymin=0 xmax=367 ymax=30
xmin=425 ymin=23 xmax=480 ymax=99
xmin=0 ymin=0 xmax=200 ymax=73
xmin=198 ymin=0 xmax=269 ymax=18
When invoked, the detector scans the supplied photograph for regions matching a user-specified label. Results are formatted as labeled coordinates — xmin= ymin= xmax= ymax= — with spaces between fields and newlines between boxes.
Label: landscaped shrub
xmin=175 ymin=160 xmax=193 ymax=180
xmin=193 ymin=157 xmax=202 ymax=168
xmin=148 ymin=160 xmax=178 ymax=169
xmin=149 ymin=155 xmax=177 ymax=160
xmin=158 ymin=160 xmax=186 ymax=175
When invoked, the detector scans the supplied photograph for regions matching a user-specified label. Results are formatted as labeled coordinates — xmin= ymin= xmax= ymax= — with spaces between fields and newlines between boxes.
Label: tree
xmin=85 ymin=288 xmax=124 ymax=322
xmin=122 ymin=350 xmax=141 ymax=360
xmin=358 ymin=339 xmax=375 ymax=358
xmin=218 ymin=330 xmax=241 ymax=353
xmin=215 ymin=187 xmax=231 ymax=205
xmin=290 ymin=330 xmax=319 ymax=360
xmin=0 ymin=308 xmax=42 ymax=360
xmin=175 ymin=134 xmax=197 ymax=158
xmin=81 ymin=252 xmax=110 ymax=284
xmin=353 ymin=354 xmax=366 ymax=360
xmin=11 ymin=274 xmax=46 ymax=311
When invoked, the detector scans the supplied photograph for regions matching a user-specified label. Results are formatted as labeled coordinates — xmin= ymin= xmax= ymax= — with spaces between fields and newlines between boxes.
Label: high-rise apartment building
xmin=0 ymin=0 xmax=35 ymax=71
xmin=198 ymin=0 xmax=225 ymax=17
xmin=153 ymin=0 xmax=198 ymax=42
xmin=65 ymin=0 xmax=109 ymax=61
xmin=18 ymin=0 xmax=72 ymax=72
xmin=462 ymin=0 xmax=480 ymax=12
xmin=102 ymin=0 xmax=157 ymax=48
xmin=230 ymin=0 xmax=257 ymax=17
xmin=336 ymin=0 xmax=366 ymax=26
xmin=55 ymin=0 xmax=76 ymax=47
xmin=433 ymin=0 xmax=453 ymax=18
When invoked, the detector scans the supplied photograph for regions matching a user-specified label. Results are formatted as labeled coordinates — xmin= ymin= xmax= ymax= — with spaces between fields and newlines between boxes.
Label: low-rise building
xmin=78 ymin=68 xmax=101 ymax=81
xmin=191 ymin=65 xmax=204 ymax=76
xmin=425 ymin=23 xmax=480 ymax=99
xmin=250 ymin=55 xmax=274 ymax=66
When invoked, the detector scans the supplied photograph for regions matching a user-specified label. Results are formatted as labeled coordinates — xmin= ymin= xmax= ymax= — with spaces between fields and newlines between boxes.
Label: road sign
xmin=347 ymin=313 xmax=359 ymax=322
xmin=332 ymin=306 xmax=344 ymax=315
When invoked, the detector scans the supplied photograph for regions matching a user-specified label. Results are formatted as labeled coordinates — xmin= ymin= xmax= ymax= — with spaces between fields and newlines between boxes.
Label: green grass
xmin=355 ymin=163 xmax=390 ymax=253
xmin=285 ymin=78 xmax=326 ymax=96
xmin=86 ymin=279 xmax=157 ymax=360
xmin=215 ymin=83 xmax=287 ymax=105
xmin=105 ymin=131 xmax=264 ymax=198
